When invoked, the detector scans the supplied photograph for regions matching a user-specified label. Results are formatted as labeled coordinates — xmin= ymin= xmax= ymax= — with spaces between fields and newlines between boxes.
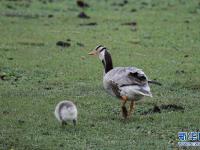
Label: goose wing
xmin=104 ymin=67 xmax=148 ymax=87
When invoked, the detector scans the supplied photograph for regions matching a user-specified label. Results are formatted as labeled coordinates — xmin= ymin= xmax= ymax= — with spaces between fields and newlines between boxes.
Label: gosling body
xmin=54 ymin=100 xmax=77 ymax=126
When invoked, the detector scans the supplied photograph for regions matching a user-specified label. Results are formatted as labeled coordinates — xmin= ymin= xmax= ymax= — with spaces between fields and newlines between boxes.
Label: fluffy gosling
xmin=54 ymin=100 xmax=78 ymax=126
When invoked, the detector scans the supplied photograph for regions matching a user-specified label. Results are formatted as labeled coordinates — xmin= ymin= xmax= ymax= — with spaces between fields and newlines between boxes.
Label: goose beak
xmin=88 ymin=50 xmax=97 ymax=55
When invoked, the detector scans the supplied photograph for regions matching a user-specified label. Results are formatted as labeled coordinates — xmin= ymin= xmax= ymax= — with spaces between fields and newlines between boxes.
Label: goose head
xmin=88 ymin=45 xmax=113 ymax=73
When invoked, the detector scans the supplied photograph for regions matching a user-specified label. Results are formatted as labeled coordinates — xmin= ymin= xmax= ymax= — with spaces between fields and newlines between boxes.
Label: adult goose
xmin=88 ymin=45 xmax=161 ymax=118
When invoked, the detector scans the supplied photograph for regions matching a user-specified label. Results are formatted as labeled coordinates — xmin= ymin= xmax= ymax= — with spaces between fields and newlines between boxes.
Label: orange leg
xmin=121 ymin=96 xmax=128 ymax=118
xmin=128 ymin=100 xmax=135 ymax=117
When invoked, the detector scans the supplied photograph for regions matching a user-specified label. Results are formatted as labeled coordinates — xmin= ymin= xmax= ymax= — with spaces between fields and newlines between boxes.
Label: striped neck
xmin=101 ymin=50 xmax=113 ymax=73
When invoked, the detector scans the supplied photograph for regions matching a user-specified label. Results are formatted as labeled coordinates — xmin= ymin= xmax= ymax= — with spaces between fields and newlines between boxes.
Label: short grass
xmin=0 ymin=0 xmax=200 ymax=149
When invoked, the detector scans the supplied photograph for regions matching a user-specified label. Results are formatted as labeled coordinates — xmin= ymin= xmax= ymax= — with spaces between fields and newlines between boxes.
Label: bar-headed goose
xmin=88 ymin=45 xmax=161 ymax=118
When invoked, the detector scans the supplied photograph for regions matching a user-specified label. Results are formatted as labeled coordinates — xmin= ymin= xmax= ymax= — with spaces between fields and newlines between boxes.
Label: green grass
xmin=0 ymin=0 xmax=200 ymax=149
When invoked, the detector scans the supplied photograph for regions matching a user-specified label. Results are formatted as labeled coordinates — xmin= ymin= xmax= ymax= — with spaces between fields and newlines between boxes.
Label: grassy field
xmin=0 ymin=0 xmax=200 ymax=149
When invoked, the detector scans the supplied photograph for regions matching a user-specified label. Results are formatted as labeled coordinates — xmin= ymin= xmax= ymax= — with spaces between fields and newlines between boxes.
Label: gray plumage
xmin=54 ymin=100 xmax=78 ymax=126
xmin=103 ymin=67 xmax=152 ymax=101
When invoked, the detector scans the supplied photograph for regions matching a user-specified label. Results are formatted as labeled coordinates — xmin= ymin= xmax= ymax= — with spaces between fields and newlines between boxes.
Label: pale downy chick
xmin=54 ymin=100 xmax=78 ymax=126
